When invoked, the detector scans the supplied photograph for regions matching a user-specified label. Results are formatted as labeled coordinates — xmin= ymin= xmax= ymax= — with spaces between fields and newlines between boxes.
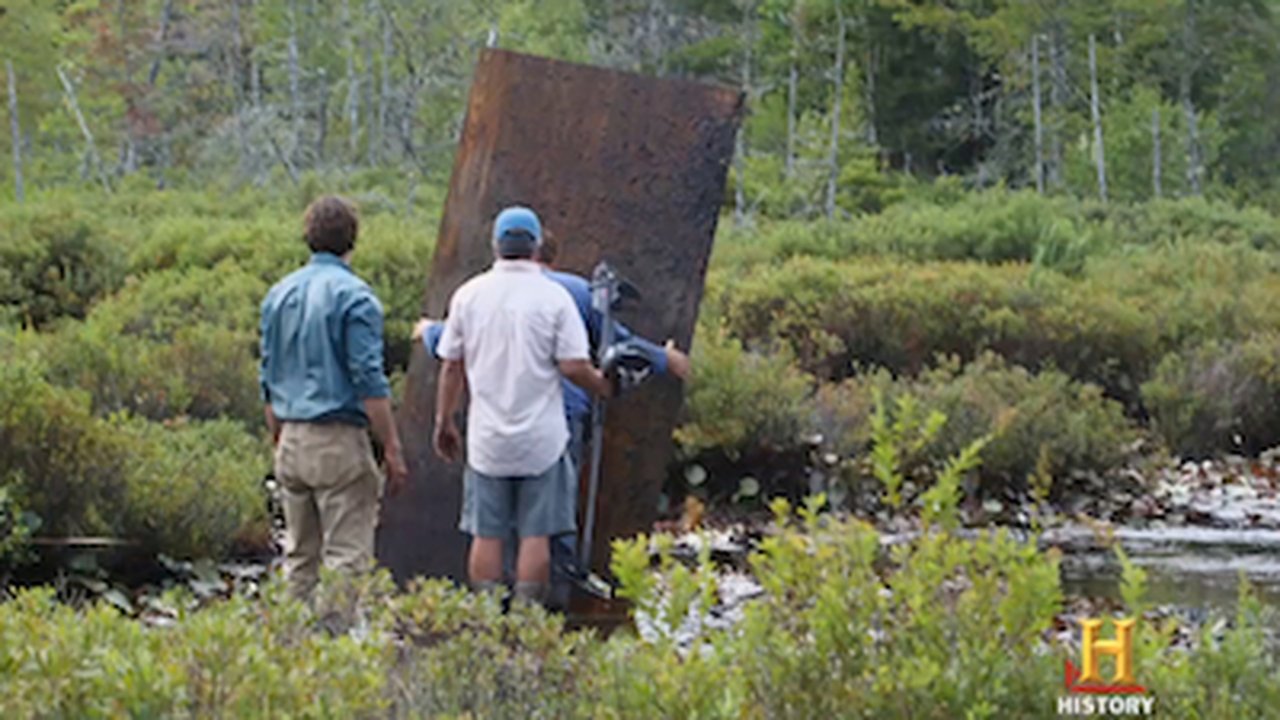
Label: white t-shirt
xmin=435 ymin=259 xmax=590 ymax=477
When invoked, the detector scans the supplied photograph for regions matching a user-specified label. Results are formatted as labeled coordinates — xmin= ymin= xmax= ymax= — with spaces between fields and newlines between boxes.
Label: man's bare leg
xmin=514 ymin=535 xmax=551 ymax=604
xmin=469 ymin=536 xmax=505 ymax=588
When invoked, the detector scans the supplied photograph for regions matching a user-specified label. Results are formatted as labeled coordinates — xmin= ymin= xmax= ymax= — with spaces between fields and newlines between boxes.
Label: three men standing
xmin=262 ymin=197 xmax=683 ymax=606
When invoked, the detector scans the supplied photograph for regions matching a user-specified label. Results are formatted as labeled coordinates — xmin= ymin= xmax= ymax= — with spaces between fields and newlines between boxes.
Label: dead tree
xmin=1181 ymin=0 xmax=1203 ymax=195
xmin=1088 ymin=34 xmax=1107 ymax=202
xmin=6 ymin=60 xmax=22 ymax=203
xmin=57 ymin=66 xmax=111 ymax=193
xmin=734 ymin=0 xmax=754 ymax=226
xmin=1047 ymin=25 xmax=1067 ymax=191
xmin=343 ymin=0 xmax=360 ymax=162
xmin=1031 ymin=35 xmax=1044 ymax=194
xmin=825 ymin=3 xmax=846 ymax=219
xmin=785 ymin=15 xmax=798 ymax=180
xmin=288 ymin=0 xmax=302 ymax=146
xmin=1152 ymin=106 xmax=1163 ymax=198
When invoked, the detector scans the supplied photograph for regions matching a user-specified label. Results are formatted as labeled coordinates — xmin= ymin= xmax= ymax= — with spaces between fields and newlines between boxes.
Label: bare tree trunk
xmin=734 ymin=0 xmax=753 ymax=226
xmin=1088 ymin=34 xmax=1107 ymax=202
xmin=1031 ymin=34 xmax=1044 ymax=194
xmin=1047 ymin=25 xmax=1066 ymax=191
xmin=1181 ymin=76 xmax=1202 ymax=196
xmin=115 ymin=0 xmax=138 ymax=176
xmin=1152 ymin=106 xmax=1163 ymax=198
xmin=287 ymin=0 xmax=302 ymax=145
xmin=6 ymin=60 xmax=23 ymax=203
xmin=342 ymin=0 xmax=360 ymax=163
xmin=785 ymin=21 xmax=798 ymax=180
xmin=825 ymin=5 xmax=846 ymax=220
xmin=57 ymin=66 xmax=111 ymax=193
xmin=864 ymin=43 xmax=878 ymax=145
xmin=147 ymin=0 xmax=175 ymax=87
xmin=316 ymin=70 xmax=330 ymax=163
xmin=377 ymin=2 xmax=391 ymax=166
xmin=1181 ymin=1 xmax=1203 ymax=196
xmin=363 ymin=0 xmax=377 ymax=164
xmin=230 ymin=0 xmax=249 ymax=167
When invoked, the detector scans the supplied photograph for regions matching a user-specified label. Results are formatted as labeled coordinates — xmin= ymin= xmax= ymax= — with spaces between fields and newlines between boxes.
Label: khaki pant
xmin=273 ymin=422 xmax=382 ymax=599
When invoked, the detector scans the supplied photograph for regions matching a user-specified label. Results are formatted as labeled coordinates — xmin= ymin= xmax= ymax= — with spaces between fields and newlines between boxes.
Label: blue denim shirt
xmin=422 ymin=268 xmax=667 ymax=424
xmin=260 ymin=253 xmax=390 ymax=426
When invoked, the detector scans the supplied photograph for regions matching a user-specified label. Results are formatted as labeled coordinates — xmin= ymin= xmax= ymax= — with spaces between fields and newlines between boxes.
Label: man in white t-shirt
xmin=433 ymin=206 xmax=612 ymax=604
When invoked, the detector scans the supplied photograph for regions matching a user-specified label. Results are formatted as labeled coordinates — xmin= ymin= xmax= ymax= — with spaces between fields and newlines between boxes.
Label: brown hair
xmin=303 ymin=195 xmax=359 ymax=255
xmin=536 ymin=227 xmax=559 ymax=265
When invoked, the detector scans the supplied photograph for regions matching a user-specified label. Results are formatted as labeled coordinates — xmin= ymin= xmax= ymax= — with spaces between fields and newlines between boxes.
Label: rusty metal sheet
xmin=377 ymin=49 xmax=743 ymax=585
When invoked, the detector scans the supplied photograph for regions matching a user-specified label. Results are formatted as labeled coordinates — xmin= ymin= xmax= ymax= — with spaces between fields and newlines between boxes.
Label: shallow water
xmin=1048 ymin=525 xmax=1280 ymax=609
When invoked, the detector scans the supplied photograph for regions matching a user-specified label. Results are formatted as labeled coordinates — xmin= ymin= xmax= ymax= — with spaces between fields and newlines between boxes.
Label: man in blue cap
xmin=432 ymin=206 xmax=613 ymax=605
xmin=417 ymin=220 xmax=691 ymax=608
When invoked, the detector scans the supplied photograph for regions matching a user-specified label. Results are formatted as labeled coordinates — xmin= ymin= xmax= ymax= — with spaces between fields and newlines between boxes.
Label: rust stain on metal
xmin=378 ymin=50 xmax=743 ymax=593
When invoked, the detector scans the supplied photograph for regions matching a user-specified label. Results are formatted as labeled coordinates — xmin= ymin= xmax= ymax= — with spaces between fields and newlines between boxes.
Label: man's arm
xmin=363 ymin=396 xmax=404 ymax=487
xmin=612 ymin=323 xmax=691 ymax=381
xmin=559 ymin=359 xmax=612 ymax=398
xmin=345 ymin=295 xmax=407 ymax=495
xmin=433 ymin=359 xmax=465 ymax=462
xmin=264 ymin=404 xmax=281 ymax=446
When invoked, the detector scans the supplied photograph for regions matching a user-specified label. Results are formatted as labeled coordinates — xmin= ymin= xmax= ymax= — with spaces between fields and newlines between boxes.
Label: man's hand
xmin=664 ymin=339 xmax=692 ymax=381
xmin=433 ymin=419 xmax=462 ymax=462
xmin=412 ymin=317 xmax=440 ymax=343
xmin=559 ymin=358 xmax=613 ymax=398
xmin=384 ymin=448 xmax=409 ymax=496
xmin=263 ymin=404 xmax=281 ymax=447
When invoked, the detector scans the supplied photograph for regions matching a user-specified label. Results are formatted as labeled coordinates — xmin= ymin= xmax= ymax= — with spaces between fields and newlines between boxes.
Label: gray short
xmin=460 ymin=452 xmax=578 ymax=539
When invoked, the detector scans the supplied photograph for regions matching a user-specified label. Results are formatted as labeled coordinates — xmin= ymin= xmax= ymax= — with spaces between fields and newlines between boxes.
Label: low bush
xmin=1142 ymin=333 xmax=1280 ymax=458
xmin=3 ymin=499 xmax=1275 ymax=717
xmin=0 ymin=202 xmax=129 ymax=327
xmin=711 ymin=191 xmax=1280 ymax=273
xmin=718 ymin=255 xmax=1161 ymax=400
xmin=716 ymin=243 xmax=1280 ymax=411
xmin=0 ymin=352 xmax=131 ymax=539
xmin=674 ymin=322 xmax=813 ymax=459
xmin=0 ymin=343 xmax=266 ymax=557
xmin=812 ymin=354 xmax=1143 ymax=500
xmin=114 ymin=416 xmax=267 ymax=559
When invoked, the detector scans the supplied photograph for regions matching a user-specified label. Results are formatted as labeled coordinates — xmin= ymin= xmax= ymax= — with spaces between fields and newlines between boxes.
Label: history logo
xmin=1057 ymin=618 xmax=1155 ymax=716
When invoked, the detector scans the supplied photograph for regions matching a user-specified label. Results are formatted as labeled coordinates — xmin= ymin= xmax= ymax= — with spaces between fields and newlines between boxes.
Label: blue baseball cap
xmin=492 ymin=206 xmax=542 ymax=256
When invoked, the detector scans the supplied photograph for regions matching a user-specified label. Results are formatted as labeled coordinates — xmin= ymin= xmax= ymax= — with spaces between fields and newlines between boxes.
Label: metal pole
xmin=580 ymin=263 xmax=616 ymax=571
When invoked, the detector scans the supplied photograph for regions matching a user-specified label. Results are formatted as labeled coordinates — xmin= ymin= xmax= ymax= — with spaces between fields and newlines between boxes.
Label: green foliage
xmin=674 ymin=322 xmax=813 ymax=458
xmin=0 ymin=201 xmax=128 ymax=327
xmin=113 ymin=416 xmax=267 ymax=560
xmin=868 ymin=389 xmax=946 ymax=509
xmin=0 ymin=340 xmax=265 ymax=557
xmin=1142 ymin=333 xmax=1280 ymax=458
xmin=1 ymin=522 xmax=1278 ymax=717
xmin=815 ymin=354 xmax=1140 ymax=494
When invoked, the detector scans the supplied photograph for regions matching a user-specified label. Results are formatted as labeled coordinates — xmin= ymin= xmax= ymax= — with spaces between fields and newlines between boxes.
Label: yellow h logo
xmin=1078 ymin=618 xmax=1136 ymax=685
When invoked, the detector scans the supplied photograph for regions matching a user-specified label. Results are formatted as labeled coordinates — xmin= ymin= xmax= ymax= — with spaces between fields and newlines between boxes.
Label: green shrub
xmin=0 ymin=342 xmax=265 ymax=557
xmin=712 ymin=191 xmax=1280 ymax=273
xmin=0 ymin=352 xmax=130 ymax=538
xmin=0 ymin=202 xmax=129 ymax=327
xmin=674 ymin=322 xmax=813 ymax=458
xmin=813 ymin=354 xmax=1142 ymax=495
xmin=114 ymin=416 xmax=268 ymax=559
xmin=1142 ymin=333 xmax=1280 ymax=458
xmin=37 ymin=265 xmax=266 ymax=425
xmin=2 ymin=518 xmax=1278 ymax=717
xmin=719 ymin=255 xmax=1161 ymax=400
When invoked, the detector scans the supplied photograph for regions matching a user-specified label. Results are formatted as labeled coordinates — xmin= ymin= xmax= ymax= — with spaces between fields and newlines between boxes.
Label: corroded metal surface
xmin=377 ymin=49 xmax=743 ymax=586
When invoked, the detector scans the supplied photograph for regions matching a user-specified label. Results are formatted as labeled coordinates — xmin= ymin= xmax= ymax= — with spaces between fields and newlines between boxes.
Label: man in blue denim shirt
xmin=261 ymin=195 xmax=407 ymax=599
xmin=413 ymin=231 xmax=690 ymax=607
